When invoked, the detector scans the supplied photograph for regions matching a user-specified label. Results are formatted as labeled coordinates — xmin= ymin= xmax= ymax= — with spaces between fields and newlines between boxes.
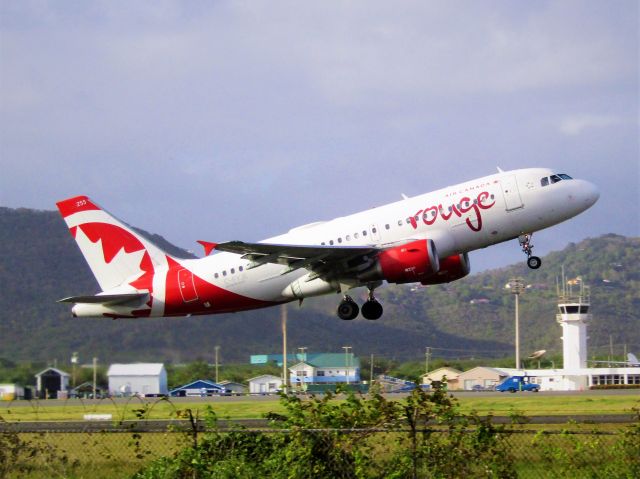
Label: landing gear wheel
xmin=527 ymin=256 xmax=542 ymax=269
xmin=337 ymin=296 xmax=359 ymax=320
xmin=519 ymin=234 xmax=542 ymax=270
xmin=361 ymin=300 xmax=383 ymax=320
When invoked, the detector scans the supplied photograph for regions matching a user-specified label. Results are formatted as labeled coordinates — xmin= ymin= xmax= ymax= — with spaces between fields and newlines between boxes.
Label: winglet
xmin=197 ymin=240 xmax=218 ymax=256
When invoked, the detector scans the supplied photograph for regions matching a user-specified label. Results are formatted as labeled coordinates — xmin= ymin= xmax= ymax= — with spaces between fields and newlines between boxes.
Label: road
xmin=1 ymin=387 xmax=638 ymax=408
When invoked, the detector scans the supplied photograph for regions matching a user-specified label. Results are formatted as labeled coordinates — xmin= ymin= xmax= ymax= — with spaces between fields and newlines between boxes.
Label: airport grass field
xmin=3 ymin=392 xmax=638 ymax=479
xmin=1 ymin=392 xmax=638 ymax=422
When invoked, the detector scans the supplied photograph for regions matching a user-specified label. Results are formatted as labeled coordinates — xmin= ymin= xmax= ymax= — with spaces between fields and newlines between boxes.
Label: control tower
xmin=556 ymin=280 xmax=591 ymax=370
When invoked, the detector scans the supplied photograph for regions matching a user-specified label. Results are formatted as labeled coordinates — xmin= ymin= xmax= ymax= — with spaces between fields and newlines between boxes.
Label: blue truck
xmin=495 ymin=376 xmax=540 ymax=393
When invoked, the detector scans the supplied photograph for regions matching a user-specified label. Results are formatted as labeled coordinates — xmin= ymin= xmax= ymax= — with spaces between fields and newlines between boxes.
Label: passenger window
xmin=338 ymin=237 xmax=342 ymax=243
xmin=354 ymin=233 xmax=359 ymax=239
xmin=329 ymin=240 xmax=334 ymax=245
xmin=550 ymin=174 xmax=561 ymax=184
xmin=362 ymin=231 xmax=367 ymax=236
xmin=239 ymin=266 xmax=243 ymax=272
xmin=223 ymin=271 xmax=227 ymax=277
xmin=321 ymin=242 xmax=326 ymax=245
xmin=385 ymin=224 xmax=390 ymax=230
xmin=231 ymin=268 xmax=235 ymax=274
xmin=372 ymin=227 xmax=377 ymax=233
xmin=541 ymin=177 xmax=549 ymax=187
xmin=398 ymin=220 xmax=403 ymax=226
xmin=346 ymin=235 xmax=351 ymax=241
xmin=214 ymin=273 xmax=219 ymax=279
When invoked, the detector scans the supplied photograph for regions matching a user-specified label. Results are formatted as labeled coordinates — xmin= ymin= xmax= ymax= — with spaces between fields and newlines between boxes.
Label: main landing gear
xmin=337 ymin=289 xmax=383 ymax=320
xmin=519 ymin=234 xmax=542 ymax=269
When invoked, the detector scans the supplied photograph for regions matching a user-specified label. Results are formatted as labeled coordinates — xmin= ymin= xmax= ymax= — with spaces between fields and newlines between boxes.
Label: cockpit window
xmin=542 ymin=173 xmax=573 ymax=187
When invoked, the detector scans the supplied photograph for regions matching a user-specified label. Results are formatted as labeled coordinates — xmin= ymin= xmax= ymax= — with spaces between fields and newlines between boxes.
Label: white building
xmin=495 ymin=281 xmax=640 ymax=391
xmin=0 ymin=384 xmax=25 ymax=400
xmin=107 ymin=363 xmax=168 ymax=396
xmin=248 ymin=374 xmax=283 ymax=394
xmin=457 ymin=367 xmax=509 ymax=391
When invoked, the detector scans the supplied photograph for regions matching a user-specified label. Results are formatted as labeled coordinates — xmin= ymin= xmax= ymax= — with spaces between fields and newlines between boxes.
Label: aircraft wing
xmin=214 ymin=241 xmax=379 ymax=278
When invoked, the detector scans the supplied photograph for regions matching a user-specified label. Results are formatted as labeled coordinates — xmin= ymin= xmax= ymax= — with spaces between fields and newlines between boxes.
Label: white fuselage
xmin=175 ymin=168 xmax=598 ymax=304
xmin=59 ymin=167 xmax=598 ymax=319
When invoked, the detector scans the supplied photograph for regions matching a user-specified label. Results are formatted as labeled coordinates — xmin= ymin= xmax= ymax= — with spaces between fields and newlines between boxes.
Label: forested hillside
xmin=1 ymin=206 xmax=638 ymax=365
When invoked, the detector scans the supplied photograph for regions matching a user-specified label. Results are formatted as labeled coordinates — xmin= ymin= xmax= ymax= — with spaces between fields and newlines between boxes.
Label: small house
xmin=420 ymin=367 xmax=462 ymax=390
xmin=169 ymin=380 xmax=226 ymax=397
xmin=219 ymin=380 xmax=247 ymax=395
xmin=248 ymin=374 xmax=282 ymax=394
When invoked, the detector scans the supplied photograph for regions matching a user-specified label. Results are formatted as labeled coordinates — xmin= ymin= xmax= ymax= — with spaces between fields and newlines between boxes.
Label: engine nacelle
xmin=420 ymin=253 xmax=470 ymax=285
xmin=283 ymin=276 xmax=340 ymax=299
xmin=359 ymin=239 xmax=440 ymax=284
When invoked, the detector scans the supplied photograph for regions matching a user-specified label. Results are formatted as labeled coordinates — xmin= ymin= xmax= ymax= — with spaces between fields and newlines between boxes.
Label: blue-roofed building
xmin=169 ymin=380 xmax=227 ymax=397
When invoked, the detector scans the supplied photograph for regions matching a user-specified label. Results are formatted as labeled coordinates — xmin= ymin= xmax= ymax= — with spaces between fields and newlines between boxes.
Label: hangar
xmin=107 ymin=363 xmax=168 ymax=397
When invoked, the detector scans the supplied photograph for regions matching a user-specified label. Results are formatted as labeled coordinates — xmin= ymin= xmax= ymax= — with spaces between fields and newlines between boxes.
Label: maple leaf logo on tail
xmin=56 ymin=196 xmax=172 ymax=312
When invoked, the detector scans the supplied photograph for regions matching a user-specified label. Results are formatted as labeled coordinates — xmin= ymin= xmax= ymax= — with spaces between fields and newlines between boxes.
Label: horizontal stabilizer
xmin=58 ymin=293 xmax=148 ymax=305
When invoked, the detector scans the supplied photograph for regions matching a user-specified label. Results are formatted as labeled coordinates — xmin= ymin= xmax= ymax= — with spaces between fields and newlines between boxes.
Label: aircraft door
xmin=500 ymin=175 xmax=524 ymax=211
xmin=178 ymin=268 xmax=199 ymax=303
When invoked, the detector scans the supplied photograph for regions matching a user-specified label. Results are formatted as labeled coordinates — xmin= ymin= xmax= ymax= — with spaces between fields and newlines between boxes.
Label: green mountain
xmin=0 ymin=206 xmax=638 ymax=365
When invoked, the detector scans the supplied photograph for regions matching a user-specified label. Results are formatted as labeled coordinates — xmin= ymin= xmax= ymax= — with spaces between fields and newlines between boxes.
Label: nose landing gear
xmin=519 ymin=234 xmax=542 ymax=269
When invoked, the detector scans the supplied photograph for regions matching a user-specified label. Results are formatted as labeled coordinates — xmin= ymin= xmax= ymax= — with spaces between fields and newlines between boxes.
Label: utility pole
xmin=71 ymin=352 xmax=79 ymax=388
xmin=508 ymin=278 xmax=525 ymax=370
xmin=214 ymin=345 xmax=220 ymax=383
xmin=92 ymin=357 xmax=97 ymax=399
xmin=298 ymin=347 xmax=307 ymax=363
xmin=342 ymin=346 xmax=352 ymax=385
xmin=370 ymin=353 xmax=374 ymax=384
xmin=609 ymin=335 xmax=614 ymax=363
xmin=424 ymin=347 xmax=431 ymax=374
xmin=281 ymin=304 xmax=288 ymax=394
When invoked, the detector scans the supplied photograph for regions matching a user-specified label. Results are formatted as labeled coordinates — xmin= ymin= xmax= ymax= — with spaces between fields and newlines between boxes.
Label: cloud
xmin=558 ymin=114 xmax=622 ymax=136
xmin=0 ymin=0 xmax=637 ymax=265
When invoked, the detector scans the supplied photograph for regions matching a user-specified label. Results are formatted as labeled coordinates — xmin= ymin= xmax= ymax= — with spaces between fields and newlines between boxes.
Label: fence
xmin=2 ymin=423 xmax=639 ymax=479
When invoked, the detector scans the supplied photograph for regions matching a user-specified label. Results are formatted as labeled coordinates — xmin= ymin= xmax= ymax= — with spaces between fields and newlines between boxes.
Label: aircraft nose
xmin=581 ymin=180 xmax=600 ymax=208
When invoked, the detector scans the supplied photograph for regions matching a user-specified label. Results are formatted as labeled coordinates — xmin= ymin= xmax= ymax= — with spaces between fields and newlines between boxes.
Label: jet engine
xmin=359 ymin=239 xmax=440 ymax=284
xmin=420 ymin=252 xmax=470 ymax=285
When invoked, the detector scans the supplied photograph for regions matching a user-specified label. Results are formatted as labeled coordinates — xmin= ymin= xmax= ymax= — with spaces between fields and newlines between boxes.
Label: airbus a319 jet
xmin=56 ymin=168 xmax=598 ymax=320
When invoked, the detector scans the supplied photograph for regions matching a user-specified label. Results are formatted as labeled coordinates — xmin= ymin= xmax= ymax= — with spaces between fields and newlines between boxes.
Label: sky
xmin=1 ymin=0 xmax=638 ymax=272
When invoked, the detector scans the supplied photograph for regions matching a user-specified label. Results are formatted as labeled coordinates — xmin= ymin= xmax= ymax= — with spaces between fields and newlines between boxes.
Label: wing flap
xmin=58 ymin=293 xmax=149 ymax=305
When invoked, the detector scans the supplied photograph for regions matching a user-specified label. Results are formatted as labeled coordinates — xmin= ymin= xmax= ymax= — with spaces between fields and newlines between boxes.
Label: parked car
xmin=496 ymin=376 xmax=540 ymax=393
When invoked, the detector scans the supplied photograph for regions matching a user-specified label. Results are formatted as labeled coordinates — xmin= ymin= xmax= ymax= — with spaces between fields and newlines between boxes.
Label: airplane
xmin=56 ymin=167 xmax=599 ymax=320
